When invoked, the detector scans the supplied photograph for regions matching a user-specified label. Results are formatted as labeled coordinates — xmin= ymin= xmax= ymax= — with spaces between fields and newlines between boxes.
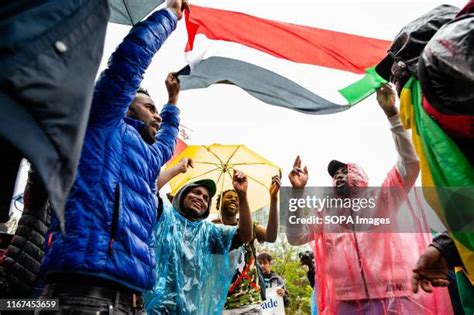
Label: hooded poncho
xmin=313 ymin=164 xmax=453 ymax=314
xmin=145 ymin=182 xmax=240 ymax=314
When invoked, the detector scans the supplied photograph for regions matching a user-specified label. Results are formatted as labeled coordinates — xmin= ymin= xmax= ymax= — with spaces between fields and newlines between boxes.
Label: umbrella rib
xmin=207 ymin=147 xmax=226 ymax=166
xmin=218 ymin=170 xmax=228 ymax=209
xmin=225 ymin=145 xmax=242 ymax=165
xmin=123 ymin=1 xmax=134 ymax=25
xmin=245 ymin=173 xmax=270 ymax=189
xmin=185 ymin=167 xmax=222 ymax=181
xmin=231 ymin=162 xmax=278 ymax=166
xmin=215 ymin=169 xmax=227 ymax=193
xmin=227 ymin=166 xmax=236 ymax=175
xmin=225 ymin=168 xmax=234 ymax=186
xmin=193 ymin=161 xmax=222 ymax=167
xmin=227 ymin=165 xmax=272 ymax=188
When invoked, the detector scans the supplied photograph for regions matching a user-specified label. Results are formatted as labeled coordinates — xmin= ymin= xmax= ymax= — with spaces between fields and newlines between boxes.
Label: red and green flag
xmin=177 ymin=5 xmax=390 ymax=114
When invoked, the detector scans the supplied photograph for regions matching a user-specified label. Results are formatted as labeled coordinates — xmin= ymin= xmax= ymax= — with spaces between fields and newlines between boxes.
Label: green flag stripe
xmin=338 ymin=66 xmax=387 ymax=106
xmin=410 ymin=77 xmax=474 ymax=252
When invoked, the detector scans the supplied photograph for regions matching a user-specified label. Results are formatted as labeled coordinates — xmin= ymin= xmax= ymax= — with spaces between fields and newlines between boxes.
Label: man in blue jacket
xmin=39 ymin=1 xmax=187 ymax=313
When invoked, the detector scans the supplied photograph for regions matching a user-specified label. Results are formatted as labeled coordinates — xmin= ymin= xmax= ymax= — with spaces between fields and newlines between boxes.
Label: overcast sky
xmin=99 ymin=0 xmax=465 ymax=187
xmin=11 ymin=0 xmax=466 ymax=229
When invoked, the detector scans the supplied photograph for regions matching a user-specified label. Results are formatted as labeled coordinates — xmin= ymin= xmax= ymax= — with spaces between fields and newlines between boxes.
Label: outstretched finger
xmin=293 ymin=156 xmax=301 ymax=168
xmin=234 ymin=170 xmax=245 ymax=180
xmin=411 ymin=273 xmax=420 ymax=294
xmin=431 ymin=279 xmax=450 ymax=287
xmin=420 ymin=279 xmax=432 ymax=293
xmin=275 ymin=178 xmax=281 ymax=188
xmin=416 ymin=269 xmax=449 ymax=280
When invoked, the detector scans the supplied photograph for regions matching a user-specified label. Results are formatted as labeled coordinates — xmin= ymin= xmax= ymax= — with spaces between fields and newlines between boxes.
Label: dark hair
xmin=136 ymin=86 xmax=150 ymax=97
xmin=298 ymin=250 xmax=314 ymax=261
xmin=216 ymin=189 xmax=236 ymax=210
xmin=257 ymin=252 xmax=273 ymax=263
xmin=127 ymin=87 xmax=151 ymax=119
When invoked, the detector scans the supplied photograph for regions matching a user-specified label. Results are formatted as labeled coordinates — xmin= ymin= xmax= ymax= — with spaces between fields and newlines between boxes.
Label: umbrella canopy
xmin=109 ymin=0 xmax=165 ymax=25
xmin=166 ymin=144 xmax=280 ymax=213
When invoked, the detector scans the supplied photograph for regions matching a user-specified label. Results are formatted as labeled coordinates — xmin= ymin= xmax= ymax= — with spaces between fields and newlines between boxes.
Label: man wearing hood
xmin=145 ymin=171 xmax=254 ymax=314
xmin=287 ymin=84 xmax=453 ymax=314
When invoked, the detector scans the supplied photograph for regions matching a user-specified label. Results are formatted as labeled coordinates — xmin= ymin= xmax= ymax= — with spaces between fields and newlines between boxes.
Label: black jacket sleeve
xmin=430 ymin=232 xmax=463 ymax=269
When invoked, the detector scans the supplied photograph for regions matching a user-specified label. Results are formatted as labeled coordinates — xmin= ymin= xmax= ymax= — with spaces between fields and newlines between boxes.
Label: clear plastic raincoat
xmin=145 ymin=182 xmax=239 ymax=314
xmin=287 ymin=115 xmax=453 ymax=314
xmin=313 ymin=164 xmax=453 ymax=314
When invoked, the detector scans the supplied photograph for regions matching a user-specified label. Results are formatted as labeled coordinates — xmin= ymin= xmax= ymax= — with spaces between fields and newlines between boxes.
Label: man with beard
xmin=39 ymin=1 xmax=187 ymax=313
xmin=214 ymin=174 xmax=280 ymax=314
xmin=287 ymin=84 xmax=453 ymax=314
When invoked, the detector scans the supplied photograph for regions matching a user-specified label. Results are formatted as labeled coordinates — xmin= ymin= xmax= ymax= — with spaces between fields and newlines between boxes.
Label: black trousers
xmin=36 ymin=281 xmax=145 ymax=315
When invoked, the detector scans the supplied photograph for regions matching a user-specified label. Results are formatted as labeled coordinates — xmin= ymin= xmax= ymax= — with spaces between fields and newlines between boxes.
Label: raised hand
xmin=288 ymin=156 xmax=308 ymax=189
xmin=166 ymin=0 xmax=190 ymax=20
xmin=269 ymin=170 xmax=282 ymax=200
xmin=165 ymin=73 xmax=180 ymax=105
xmin=232 ymin=170 xmax=248 ymax=195
xmin=376 ymin=83 xmax=398 ymax=118
xmin=177 ymin=158 xmax=193 ymax=173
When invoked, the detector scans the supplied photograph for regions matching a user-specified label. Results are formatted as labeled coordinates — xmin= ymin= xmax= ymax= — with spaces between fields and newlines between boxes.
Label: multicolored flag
xmin=400 ymin=77 xmax=474 ymax=312
xmin=168 ymin=124 xmax=191 ymax=163
xmin=177 ymin=5 xmax=390 ymax=114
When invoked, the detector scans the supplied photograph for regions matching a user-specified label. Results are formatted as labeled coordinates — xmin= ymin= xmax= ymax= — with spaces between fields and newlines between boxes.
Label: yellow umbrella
xmin=166 ymin=144 xmax=280 ymax=213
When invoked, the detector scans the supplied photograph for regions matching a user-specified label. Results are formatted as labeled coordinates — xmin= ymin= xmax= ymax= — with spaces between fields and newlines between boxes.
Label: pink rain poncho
xmin=312 ymin=163 xmax=453 ymax=314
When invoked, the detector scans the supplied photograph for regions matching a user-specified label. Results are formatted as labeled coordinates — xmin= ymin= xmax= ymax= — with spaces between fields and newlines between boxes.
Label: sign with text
xmin=261 ymin=288 xmax=285 ymax=315
xmin=280 ymin=187 xmax=473 ymax=234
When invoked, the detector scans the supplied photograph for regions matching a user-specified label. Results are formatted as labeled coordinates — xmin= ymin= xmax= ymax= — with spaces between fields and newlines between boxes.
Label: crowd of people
xmin=0 ymin=0 xmax=472 ymax=314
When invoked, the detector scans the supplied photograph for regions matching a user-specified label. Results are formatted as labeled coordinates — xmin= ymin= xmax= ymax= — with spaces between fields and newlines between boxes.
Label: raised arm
xmin=151 ymin=74 xmax=182 ymax=165
xmin=255 ymin=172 xmax=281 ymax=243
xmin=157 ymin=158 xmax=193 ymax=190
xmin=376 ymin=84 xmax=420 ymax=190
xmin=88 ymin=5 xmax=181 ymax=127
xmin=233 ymin=170 xmax=253 ymax=243
xmin=286 ymin=156 xmax=312 ymax=246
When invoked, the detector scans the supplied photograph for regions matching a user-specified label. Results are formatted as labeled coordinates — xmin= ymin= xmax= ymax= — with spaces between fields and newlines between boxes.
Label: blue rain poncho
xmin=145 ymin=183 xmax=239 ymax=314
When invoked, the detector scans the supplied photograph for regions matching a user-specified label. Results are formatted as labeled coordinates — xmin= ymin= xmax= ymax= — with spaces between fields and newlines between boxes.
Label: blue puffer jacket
xmin=40 ymin=9 xmax=179 ymax=292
